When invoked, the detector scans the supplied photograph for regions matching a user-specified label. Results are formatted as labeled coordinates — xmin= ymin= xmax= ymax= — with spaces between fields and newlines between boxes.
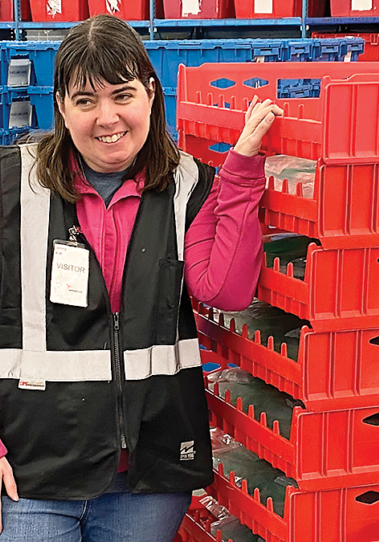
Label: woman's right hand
xmin=0 ymin=457 xmax=18 ymax=533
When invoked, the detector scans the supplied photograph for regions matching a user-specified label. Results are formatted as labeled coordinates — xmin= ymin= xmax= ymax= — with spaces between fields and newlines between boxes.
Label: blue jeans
xmin=0 ymin=490 xmax=191 ymax=541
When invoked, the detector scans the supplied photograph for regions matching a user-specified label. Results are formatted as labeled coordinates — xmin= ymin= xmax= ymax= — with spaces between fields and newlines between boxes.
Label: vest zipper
xmin=72 ymin=225 xmax=128 ymax=451
xmin=113 ymin=312 xmax=127 ymax=449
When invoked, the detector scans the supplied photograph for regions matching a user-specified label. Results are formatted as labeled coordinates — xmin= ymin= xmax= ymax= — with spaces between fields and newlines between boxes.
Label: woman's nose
xmin=96 ymin=99 xmax=119 ymax=127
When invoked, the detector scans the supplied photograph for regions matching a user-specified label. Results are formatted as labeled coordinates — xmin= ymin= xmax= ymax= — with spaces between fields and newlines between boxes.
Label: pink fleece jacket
xmin=0 ymin=150 xmax=265 ymax=462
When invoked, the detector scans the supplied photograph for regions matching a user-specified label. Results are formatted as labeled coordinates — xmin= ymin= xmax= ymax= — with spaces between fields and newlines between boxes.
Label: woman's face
xmin=57 ymin=76 xmax=155 ymax=173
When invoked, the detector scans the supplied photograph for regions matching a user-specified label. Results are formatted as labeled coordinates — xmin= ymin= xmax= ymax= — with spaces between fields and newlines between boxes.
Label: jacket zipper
xmin=113 ymin=312 xmax=127 ymax=449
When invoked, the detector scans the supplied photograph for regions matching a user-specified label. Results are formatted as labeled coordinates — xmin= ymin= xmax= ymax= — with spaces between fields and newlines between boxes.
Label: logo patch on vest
xmin=180 ymin=441 xmax=196 ymax=461
xmin=19 ymin=380 xmax=46 ymax=391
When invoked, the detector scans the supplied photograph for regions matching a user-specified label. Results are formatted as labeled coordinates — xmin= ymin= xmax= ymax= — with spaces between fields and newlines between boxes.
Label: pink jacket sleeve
xmin=184 ymin=149 xmax=266 ymax=311
xmin=0 ymin=440 xmax=7 ymax=458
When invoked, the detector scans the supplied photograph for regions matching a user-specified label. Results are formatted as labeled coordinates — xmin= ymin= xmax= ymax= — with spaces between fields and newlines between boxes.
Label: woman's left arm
xmin=184 ymin=97 xmax=282 ymax=311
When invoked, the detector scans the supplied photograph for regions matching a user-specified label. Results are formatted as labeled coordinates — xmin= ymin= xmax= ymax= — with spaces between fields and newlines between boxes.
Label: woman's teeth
xmin=97 ymin=132 xmax=126 ymax=143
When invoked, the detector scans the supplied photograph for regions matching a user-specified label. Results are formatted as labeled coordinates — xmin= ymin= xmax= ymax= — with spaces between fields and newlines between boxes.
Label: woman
xmin=0 ymin=14 xmax=282 ymax=542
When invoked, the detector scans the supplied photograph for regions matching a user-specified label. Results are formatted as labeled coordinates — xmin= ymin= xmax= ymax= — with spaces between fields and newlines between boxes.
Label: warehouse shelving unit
xmin=0 ymin=0 xmax=378 ymax=41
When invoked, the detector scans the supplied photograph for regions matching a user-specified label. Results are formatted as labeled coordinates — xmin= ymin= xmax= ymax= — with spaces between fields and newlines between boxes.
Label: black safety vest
xmin=0 ymin=144 xmax=215 ymax=499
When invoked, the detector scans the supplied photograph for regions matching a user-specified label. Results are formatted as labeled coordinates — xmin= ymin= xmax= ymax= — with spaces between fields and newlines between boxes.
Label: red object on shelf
xmin=234 ymin=0 xmax=301 ymax=19
xmin=209 ymin=465 xmax=379 ymax=542
xmin=206 ymin=370 xmax=379 ymax=491
xmin=0 ymin=0 xmax=31 ymax=20
xmin=87 ymin=0 xmax=159 ymax=20
xmin=313 ymin=32 xmax=379 ymax=62
xmin=29 ymin=0 xmax=89 ymax=21
xmin=308 ymin=0 xmax=327 ymax=16
xmin=162 ymin=0 xmax=235 ymax=19
xmin=330 ymin=0 xmax=379 ymax=17
xmin=196 ymin=304 xmax=379 ymax=412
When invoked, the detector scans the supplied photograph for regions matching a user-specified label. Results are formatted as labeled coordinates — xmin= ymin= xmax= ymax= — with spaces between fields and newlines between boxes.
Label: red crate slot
xmin=209 ymin=465 xmax=379 ymax=542
xmin=312 ymin=32 xmax=379 ymax=62
xmin=178 ymin=513 xmax=226 ymax=542
xmin=196 ymin=303 xmax=379 ymax=412
xmin=30 ymin=0 xmax=89 ymax=21
xmin=87 ymin=0 xmax=154 ymax=19
xmin=330 ymin=0 xmax=379 ymax=17
xmin=234 ymin=0 xmax=301 ymax=19
xmin=258 ymin=243 xmax=379 ymax=331
xmin=163 ymin=0 xmax=235 ymax=19
xmin=206 ymin=372 xmax=379 ymax=491
xmin=177 ymin=62 xmax=379 ymax=165
xmin=178 ymin=499 xmax=236 ymax=542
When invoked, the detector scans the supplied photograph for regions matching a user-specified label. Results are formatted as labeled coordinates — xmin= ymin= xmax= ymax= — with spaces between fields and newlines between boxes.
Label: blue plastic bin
xmin=145 ymin=39 xmax=255 ymax=89
xmin=284 ymin=37 xmax=364 ymax=61
xmin=0 ymin=128 xmax=29 ymax=146
xmin=0 ymin=86 xmax=54 ymax=130
xmin=277 ymin=78 xmax=321 ymax=99
xmin=0 ymin=41 xmax=59 ymax=87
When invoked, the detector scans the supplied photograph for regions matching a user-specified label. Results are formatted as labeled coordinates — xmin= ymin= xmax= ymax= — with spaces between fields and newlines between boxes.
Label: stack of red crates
xmin=176 ymin=61 xmax=379 ymax=541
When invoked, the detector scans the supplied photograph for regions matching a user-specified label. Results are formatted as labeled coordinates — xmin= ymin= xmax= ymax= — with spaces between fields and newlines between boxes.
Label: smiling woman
xmin=0 ymin=13 xmax=282 ymax=542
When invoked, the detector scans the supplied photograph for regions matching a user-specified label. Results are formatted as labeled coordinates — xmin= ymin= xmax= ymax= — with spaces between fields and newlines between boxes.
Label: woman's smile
xmin=96 ymin=131 xmax=128 ymax=144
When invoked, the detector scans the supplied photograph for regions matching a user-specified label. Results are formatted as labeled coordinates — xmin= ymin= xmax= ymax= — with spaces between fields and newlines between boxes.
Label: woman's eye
xmin=116 ymin=94 xmax=132 ymax=102
xmin=75 ymin=98 xmax=93 ymax=106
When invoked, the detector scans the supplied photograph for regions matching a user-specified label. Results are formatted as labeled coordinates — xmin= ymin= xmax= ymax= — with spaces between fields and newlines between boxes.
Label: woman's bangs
xmin=66 ymin=49 xmax=139 ymax=92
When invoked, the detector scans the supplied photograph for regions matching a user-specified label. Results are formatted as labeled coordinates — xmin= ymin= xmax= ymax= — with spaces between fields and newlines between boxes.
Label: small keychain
xmin=50 ymin=225 xmax=89 ymax=308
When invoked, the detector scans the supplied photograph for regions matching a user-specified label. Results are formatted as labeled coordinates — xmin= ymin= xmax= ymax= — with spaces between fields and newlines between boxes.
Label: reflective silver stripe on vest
xmin=173 ymin=152 xmax=199 ymax=261
xmin=0 ymin=349 xmax=111 ymax=381
xmin=123 ymin=338 xmax=201 ymax=380
xmin=20 ymin=144 xmax=50 ymax=352
xmin=0 ymin=340 xmax=199 ymax=381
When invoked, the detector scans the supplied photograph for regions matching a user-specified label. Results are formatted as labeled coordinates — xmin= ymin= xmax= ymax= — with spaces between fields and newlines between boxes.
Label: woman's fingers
xmin=234 ymin=97 xmax=282 ymax=157
xmin=245 ymin=95 xmax=260 ymax=122
xmin=2 ymin=463 xmax=18 ymax=502
xmin=0 ymin=457 xmax=19 ymax=533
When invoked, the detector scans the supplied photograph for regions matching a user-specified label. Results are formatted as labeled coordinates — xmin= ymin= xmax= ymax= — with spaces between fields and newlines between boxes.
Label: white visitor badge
xmin=50 ymin=241 xmax=89 ymax=308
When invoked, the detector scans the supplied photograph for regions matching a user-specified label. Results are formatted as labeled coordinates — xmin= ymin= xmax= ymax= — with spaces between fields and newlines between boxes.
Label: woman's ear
xmin=148 ymin=77 xmax=156 ymax=105
xmin=56 ymin=92 xmax=67 ymax=124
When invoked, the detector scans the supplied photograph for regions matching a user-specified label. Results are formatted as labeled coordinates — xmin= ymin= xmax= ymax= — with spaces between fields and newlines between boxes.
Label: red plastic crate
xmin=180 ymin=137 xmax=379 ymax=250
xmin=234 ymin=0 xmax=301 ymax=19
xmin=0 ymin=0 xmax=31 ymax=20
xmin=163 ymin=0 xmax=235 ymax=19
xmin=29 ymin=0 xmax=89 ymax=21
xmin=330 ymin=0 xmax=379 ymax=17
xmin=208 ymin=466 xmax=379 ymax=542
xmin=87 ymin=0 xmax=158 ymax=19
xmin=258 ymin=243 xmax=379 ymax=331
xmin=313 ymin=32 xmax=379 ymax=62
xmin=177 ymin=62 xmax=379 ymax=250
xmin=196 ymin=304 xmax=379 ymax=412
xmin=206 ymin=371 xmax=379 ymax=491
xmin=177 ymin=62 xmax=379 ymax=166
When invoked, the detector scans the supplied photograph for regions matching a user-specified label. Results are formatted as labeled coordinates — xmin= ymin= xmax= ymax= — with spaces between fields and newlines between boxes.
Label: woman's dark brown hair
xmin=35 ymin=14 xmax=180 ymax=202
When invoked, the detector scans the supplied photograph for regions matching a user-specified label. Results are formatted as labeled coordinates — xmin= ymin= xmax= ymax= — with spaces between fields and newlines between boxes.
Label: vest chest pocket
xmin=156 ymin=259 xmax=185 ymax=344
